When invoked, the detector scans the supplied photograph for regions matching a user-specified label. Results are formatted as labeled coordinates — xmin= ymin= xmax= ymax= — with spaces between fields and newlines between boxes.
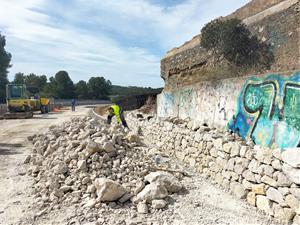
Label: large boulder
xmin=94 ymin=178 xmax=127 ymax=202
xmin=144 ymin=171 xmax=182 ymax=193
xmin=136 ymin=182 xmax=168 ymax=202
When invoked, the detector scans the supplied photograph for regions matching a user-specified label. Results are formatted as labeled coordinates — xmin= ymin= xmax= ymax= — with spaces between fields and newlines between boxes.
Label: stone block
xmin=226 ymin=158 xmax=235 ymax=171
xmin=282 ymin=163 xmax=300 ymax=185
xmin=247 ymin=191 xmax=256 ymax=206
xmin=261 ymin=175 xmax=278 ymax=187
xmin=266 ymin=187 xmax=286 ymax=206
xmin=243 ymin=170 xmax=256 ymax=182
xmin=290 ymin=187 xmax=300 ymax=200
xmin=223 ymin=143 xmax=232 ymax=154
xmin=248 ymin=159 xmax=260 ymax=173
xmin=242 ymin=179 xmax=253 ymax=190
xmin=281 ymin=148 xmax=300 ymax=168
xmin=256 ymin=195 xmax=273 ymax=215
xmin=257 ymin=164 xmax=274 ymax=177
xmin=230 ymin=142 xmax=240 ymax=157
xmin=285 ymin=194 xmax=300 ymax=214
xmin=276 ymin=172 xmax=293 ymax=187
xmin=252 ymin=184 xmax=266 ymax=195
xmin=230 ymin=182 xmax=246 ymax=199
xmin=271 ymin=159 xmax=282 ymax=171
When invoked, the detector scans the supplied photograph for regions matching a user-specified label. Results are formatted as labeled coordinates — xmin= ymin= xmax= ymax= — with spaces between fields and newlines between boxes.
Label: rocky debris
xmin=27 ymin=116 xmax=184 ymax=224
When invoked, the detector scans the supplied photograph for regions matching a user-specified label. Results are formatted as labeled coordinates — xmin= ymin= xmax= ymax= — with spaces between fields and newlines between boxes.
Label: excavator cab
xmin=6 ymin=84 xmax=32 ymax=112
xmin=5 ymin=84 xmax=33 ymax=118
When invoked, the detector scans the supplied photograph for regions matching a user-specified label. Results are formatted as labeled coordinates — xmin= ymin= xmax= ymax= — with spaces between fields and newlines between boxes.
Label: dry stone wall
xmin=129 ymin=113 xmax=300 ymax=224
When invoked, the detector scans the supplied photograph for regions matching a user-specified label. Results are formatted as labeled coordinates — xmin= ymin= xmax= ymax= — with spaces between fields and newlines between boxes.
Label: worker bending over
xmin=107 ymin=104 xmax=128 ymax=128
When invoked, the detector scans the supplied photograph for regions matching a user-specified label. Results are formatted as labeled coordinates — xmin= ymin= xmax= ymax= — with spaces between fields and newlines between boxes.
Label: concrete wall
xmin=157 ymin=75 xmax=247 ymax=129
xmin=157 ymin=71 xmax=300 ymax=148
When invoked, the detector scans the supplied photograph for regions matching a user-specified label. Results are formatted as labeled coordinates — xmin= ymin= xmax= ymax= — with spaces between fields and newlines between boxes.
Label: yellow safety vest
xmin=110 ymin=104 xmax=121 ymax=123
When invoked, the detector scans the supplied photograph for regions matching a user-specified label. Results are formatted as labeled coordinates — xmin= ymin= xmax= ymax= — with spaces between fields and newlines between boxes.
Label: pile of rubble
xmin=26 ymin=116 xmax=183 ymax=224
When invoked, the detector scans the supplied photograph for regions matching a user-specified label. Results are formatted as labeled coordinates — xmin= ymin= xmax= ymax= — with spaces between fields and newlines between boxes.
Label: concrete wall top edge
xmin=161 ymin=69 xmax=300 ymax=93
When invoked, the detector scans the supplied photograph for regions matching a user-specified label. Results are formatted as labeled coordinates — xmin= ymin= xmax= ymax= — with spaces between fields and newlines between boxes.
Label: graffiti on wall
xmin=228 ymin=72 xmax=300 ymax=149
xmin=178 ymin=88 xmax=194 ymax=119
xmin=157 ymin=92 xmax=176 ymax=117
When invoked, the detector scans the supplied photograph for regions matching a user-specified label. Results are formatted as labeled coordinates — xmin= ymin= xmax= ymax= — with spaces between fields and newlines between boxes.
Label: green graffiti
xmin=283 ymin=84 xmax=300 ymax=131
xmin=244 ymin=82 xmax=276 ymax=119
xmin=228 ymin=72 xmax=300 ymax=149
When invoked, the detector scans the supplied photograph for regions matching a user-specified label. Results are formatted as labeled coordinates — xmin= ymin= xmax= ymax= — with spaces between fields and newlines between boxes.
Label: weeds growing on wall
xmin=201 ymin=18 xmax=274 ymax=70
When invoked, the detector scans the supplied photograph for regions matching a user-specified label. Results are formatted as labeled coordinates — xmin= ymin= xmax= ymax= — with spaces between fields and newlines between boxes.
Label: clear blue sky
xmin=0 ymin=0 xmax=250 ymax=87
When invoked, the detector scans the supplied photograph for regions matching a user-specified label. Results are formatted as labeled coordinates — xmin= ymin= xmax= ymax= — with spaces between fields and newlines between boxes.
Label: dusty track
xmin=0 ymin=106 xmax=90 ymax=225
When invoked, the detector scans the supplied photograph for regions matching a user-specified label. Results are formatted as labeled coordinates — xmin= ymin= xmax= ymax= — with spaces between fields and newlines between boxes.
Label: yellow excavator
xmin=4 ymin=84 xmax=50 ymax=119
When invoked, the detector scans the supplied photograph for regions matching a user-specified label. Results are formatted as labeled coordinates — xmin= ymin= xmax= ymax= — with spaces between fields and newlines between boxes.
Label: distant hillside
xmin=110 ymin=85 xmax=162 ymax=98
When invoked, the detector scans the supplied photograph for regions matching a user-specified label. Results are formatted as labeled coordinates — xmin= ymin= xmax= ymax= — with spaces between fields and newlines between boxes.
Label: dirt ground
xmin=0 ymin=106 xmax=278 ymax=225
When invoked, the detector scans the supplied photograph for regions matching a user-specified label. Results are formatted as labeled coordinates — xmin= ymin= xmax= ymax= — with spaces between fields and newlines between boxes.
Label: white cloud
xmin=0 ymin=0 xmax=249 ymax=87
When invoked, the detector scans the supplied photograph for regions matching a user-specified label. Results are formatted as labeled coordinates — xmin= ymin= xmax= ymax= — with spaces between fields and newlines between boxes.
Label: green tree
xmin=201 ymin=18 xmax=273 ymax=68
xmin=87 ymin=76 xmax=111 ymax=99
xmin=42 ymin=71 xmax=75 ymax=99
xmin=54 ymin=71 xmax=75 ymax=99
xmin=42 ymin=76 xmax=58 ymax=98
xmin=14 ymin=73 xmax=47 ymax=89
xmin=14 ymin=72 xmax=25 ymax=84
xmin=24 ymin=73 xmax=47 ymax=89
xmin=0 ymin=33 xmax=12 ymax=103
xmin=75 ymin=80 xmax=89 ymax=99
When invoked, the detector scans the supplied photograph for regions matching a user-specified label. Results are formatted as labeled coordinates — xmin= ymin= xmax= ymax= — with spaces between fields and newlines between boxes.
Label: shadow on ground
xmin=0 ymin=143 xmax=23 ymax=155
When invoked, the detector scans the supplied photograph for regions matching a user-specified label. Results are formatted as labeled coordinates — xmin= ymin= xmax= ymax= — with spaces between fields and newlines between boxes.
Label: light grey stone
xmin=137 ymin=202 xmax=148 ymax=214
xmin=144 ymin=171 xmax=182 ymax=193
xmin=151 ymin=199 xmax=168 ymax=209
xmin=266 ymin=187 xmax=286 ymax=206
xmin=136 ymin=183 xmax=168 ymax=202
xmin=257 ymin=164 xmax=274 ymax=177
xmin=261 ymin=175 xmax=278 ymax=187
xmin=256 ymin=195 xmax=273 ymax=215
xmin=77 ymin=160 xmax=87 ymax=171
xmin=248 ymin=159 xmax=260 ymax=173
xmin=282 ymin=163 xmax=300 ymax=185
xmin=281 ymin=148 xmax=300 ymax=168
xmin=94 ymin=178 xmax=127 ymax=202
xmin=271 ymin=159 xmax=282 ymax=171
xmin=230 ymin=182 xmax=246 ymax=199
xmin=276 ymin=172 xmax=293 ymax=187
xmin=290 ymin=187 xmax=300 ymax=200
xmin=243 ymin=170 xmax=256 ymax=182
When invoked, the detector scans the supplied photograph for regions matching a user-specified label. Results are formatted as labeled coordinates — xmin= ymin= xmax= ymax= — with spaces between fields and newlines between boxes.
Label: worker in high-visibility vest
xmin=107 ymin=104 xmax=128 ymax=128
